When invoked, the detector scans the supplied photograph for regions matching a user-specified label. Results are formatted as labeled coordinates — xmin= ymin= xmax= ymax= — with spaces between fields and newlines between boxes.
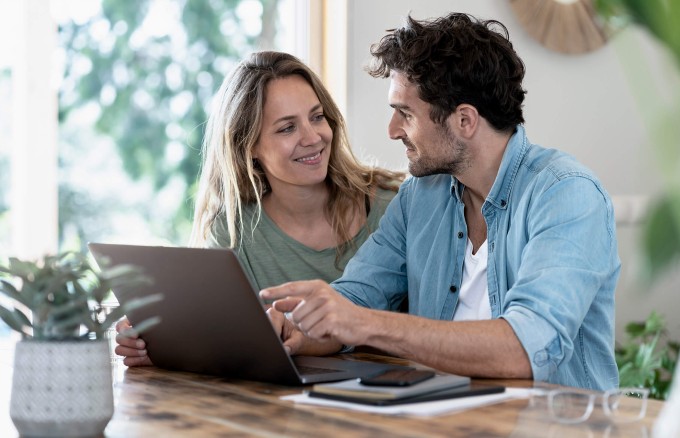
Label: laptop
xmin=88 ymin=243 xmax=402 ymax=385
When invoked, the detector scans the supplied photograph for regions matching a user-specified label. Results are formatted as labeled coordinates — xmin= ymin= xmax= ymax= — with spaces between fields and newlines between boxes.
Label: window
xmin=0 ymin=1 xmax=12 ymax=259
xmin=0 ymin=0 xmax=313 ymax=337
xmin=0 ymin=0 xmax=311 ymax=261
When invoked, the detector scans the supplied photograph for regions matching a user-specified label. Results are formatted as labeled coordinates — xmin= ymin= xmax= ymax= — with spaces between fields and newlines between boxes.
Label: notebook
xmin=88 ymin=243 xmax=402 ymax=385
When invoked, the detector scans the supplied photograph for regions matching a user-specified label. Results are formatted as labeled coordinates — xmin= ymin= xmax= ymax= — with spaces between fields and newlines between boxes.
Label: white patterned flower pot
xmin=10 ymin=340 xmax=114 ymax=437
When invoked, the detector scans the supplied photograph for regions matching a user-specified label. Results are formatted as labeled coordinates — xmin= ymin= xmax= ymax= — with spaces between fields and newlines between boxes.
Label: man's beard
xmin=406 ymin=133 xmax=471 ymax=178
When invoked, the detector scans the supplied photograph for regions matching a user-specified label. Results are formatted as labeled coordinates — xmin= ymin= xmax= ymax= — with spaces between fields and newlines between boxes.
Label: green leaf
xmin=43 ymin=310 xmax=89 ymax=339
xmin=120 ymin=293 xmax=164 ymax=314
xmin=102 ymin=293 xmax=163 ymax=336
xmin=81 ymin=315 xmax=98 ymax=335
xmin=50 ymin=294 xmax=89 ymax=319
xmin=6 ymin=258 xmax=38 ymax=280
xmin=669 ymin=341 xmax=680 ymax=355
xmin=0 ymin=251 xmax=161 ymax=340
xmin=98 ymin=263 xmax=142 ymax=280
xmin=625 ymin=320 xmax=647 ymax=338
xmin=0 ymin=279 xmax=31 ymax=307
xmin=644 ymin=311 xmax=666 ymax=334
xmin=616 ymin=311 xmax=678 ymax=400
xmin=0 ymin=306 xmax=32 ymax=335
xmin=643 ymin=195 xmax=680 ymax=279
xmin=98 ymin=305 xmax=127 ymax=330
xmin=122 ymin=316 xmax=162 ymax=338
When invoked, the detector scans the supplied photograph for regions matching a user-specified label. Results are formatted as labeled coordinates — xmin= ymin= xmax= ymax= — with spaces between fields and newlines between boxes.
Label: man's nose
xmin=388 ymin=112 xmax=404 ymax=140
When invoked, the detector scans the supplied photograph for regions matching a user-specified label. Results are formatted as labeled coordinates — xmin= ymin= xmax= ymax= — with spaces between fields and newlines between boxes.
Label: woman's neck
xmin=262 ymin=183 xmax=342 ymax=250
xmin=263 ymin=183 xmax=329 ymax=221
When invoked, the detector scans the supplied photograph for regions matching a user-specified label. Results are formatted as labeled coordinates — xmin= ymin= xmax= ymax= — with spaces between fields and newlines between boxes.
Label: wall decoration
xmin=510 ymin=0 xmax=609 ymax=54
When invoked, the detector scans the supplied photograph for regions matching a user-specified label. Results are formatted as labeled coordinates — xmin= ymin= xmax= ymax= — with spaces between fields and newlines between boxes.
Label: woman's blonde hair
xmin=190 ymin=51 xmax=403 ymax=257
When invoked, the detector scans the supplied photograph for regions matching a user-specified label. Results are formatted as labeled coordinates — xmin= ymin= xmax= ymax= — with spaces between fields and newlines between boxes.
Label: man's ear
xmin=454 ymin=104 xmax=479 ymax=139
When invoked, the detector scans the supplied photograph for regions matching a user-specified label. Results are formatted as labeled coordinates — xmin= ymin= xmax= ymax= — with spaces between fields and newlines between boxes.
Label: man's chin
xmin=408 ymin=164 xmax=430 ymax=178
xmin=408 ymin=162 xmax=451 ymax=178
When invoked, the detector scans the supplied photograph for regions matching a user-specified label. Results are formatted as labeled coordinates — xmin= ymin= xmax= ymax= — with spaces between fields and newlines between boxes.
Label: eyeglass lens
xmin=549 ymin=392 xmax=595 ymax=424
xmin=603 ymin=388 xmax=648 ymax=423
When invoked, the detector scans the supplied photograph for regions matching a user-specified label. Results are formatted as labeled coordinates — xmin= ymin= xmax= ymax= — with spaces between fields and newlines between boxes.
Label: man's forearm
xmin=295 ymin=335 xmax=343 ymax=356
xmin=362 ymin=311 xmax=533 ymax=379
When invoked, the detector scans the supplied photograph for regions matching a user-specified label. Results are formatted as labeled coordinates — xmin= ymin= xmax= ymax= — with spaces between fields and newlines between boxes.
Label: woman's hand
xmin=114 ymin=318 xmax=153 ymax=367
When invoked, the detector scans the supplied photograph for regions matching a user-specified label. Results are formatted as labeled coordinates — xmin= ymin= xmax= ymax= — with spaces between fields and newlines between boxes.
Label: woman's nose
xmin=299 ymin=121 xmax=322 ymax=146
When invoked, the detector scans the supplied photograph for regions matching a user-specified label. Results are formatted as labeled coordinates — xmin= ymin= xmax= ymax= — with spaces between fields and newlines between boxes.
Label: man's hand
xmin=115 ymin=318 xmax=153 ymax=367
xmin=260 ymin=279 xmax=369 ymax=347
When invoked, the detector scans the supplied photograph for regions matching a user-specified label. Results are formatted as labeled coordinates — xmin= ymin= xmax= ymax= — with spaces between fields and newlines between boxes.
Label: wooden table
xmin=0 ymin=339 xmax=664 ymax=437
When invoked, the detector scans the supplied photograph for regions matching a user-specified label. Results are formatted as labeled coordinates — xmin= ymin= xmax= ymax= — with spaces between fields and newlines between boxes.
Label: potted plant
xmin=0 ymin=251 xmax=160 ymax=437
xmin=616 ymin=311 xmax=679 ymax=401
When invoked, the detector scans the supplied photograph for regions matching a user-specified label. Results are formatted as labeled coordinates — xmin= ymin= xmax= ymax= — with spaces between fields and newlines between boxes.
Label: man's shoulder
xmin=523 ymin=144 xmax=599 ymax=183
xmin=390 ymin=175 xmax=458 ymax=221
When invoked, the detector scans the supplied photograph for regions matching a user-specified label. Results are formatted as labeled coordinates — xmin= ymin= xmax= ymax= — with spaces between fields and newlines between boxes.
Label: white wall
xmin=341 ymin=0 xmax=680 ymax=342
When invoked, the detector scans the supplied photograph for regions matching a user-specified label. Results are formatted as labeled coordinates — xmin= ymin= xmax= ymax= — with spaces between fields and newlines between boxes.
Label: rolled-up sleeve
xmin=501 ymin=174 xmax=617 ymax=382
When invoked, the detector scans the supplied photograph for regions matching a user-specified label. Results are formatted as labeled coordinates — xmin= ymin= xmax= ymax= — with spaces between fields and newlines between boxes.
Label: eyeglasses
xmin=548 ymin=387 xmax=649 ymax=424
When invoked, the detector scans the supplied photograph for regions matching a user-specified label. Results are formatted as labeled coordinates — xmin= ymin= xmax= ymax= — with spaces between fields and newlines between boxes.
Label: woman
xmin=116 ymin=51 xmax=404 ymax=366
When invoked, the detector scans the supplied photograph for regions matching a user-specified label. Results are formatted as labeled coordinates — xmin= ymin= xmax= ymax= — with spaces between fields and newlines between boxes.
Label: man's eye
xmin=398 ymin=110 xmax=410 ymax=120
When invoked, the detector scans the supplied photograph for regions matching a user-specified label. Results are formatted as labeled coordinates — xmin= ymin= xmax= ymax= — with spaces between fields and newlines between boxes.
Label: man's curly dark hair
xmin=368 ymin=13 xmax=526 ymax=133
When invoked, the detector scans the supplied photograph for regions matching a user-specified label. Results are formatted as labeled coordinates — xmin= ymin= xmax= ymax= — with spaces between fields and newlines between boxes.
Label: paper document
xmin=282 ymin=387 xmax=535 ymax=417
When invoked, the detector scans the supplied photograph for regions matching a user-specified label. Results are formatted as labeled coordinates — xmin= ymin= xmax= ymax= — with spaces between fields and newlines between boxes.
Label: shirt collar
xmin=450 ymin=124 xmax=529 ymax=209
xmin=485 ymin=124 xmax=529 ymax=210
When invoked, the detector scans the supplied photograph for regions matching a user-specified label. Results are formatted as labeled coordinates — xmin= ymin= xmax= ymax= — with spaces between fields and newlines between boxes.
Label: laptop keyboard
xmin=296 ymin=365 xmax=344 ymax=375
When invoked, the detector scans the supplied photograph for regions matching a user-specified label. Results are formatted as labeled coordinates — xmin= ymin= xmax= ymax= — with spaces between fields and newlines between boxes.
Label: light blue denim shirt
xmin=333 ymin=125 xmax=620 ymax=390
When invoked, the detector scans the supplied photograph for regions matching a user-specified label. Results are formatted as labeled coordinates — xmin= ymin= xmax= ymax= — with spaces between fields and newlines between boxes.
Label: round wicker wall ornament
xmin=509 ymin=0 xmax=610 ymax=54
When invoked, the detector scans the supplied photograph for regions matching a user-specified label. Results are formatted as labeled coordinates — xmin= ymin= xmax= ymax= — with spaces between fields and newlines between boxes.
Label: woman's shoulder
xmin=206 ymin=203 xmax=261 ymax=248
xmin=374 ymin=186 xmax=399 ymax=203
xmin=366 ymin=186 xmax=398 ymax=226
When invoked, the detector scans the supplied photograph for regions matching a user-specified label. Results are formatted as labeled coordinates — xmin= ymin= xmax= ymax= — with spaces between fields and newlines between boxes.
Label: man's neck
xmin=456 ymin=129 xmax=512 ymax=202
xmin=457 ymin=128 xmax=512 ymax=254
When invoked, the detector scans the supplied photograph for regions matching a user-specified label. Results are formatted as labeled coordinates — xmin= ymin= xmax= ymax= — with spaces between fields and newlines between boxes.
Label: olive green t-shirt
xmin=206 ymin=188 xmax=397 ymax=290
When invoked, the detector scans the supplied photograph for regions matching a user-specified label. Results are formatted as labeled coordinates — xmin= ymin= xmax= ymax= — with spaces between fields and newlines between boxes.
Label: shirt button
xmin=457 ymin=231 xmax=464 ymax=238
xmin=501 ymin=200 xmax=507 ymax=207
xmin=450 ymin=285 xmax=457 ymax=293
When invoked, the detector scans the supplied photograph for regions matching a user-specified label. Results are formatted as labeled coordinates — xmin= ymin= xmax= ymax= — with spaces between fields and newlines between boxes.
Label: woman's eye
xmin=312 ymin=113 xmax=326 ymax=122
xmin=277 ymin=124 xmax=295 ymax=133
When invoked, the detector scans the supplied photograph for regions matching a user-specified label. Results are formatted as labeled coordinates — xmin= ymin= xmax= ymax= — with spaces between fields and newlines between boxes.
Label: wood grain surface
xmin=0 ymin=339 xmax=663 ymax=437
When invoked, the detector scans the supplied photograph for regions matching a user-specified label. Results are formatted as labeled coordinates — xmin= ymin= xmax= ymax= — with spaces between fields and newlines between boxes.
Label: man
xmin=261 ymin=13 xmax=620 ymax=390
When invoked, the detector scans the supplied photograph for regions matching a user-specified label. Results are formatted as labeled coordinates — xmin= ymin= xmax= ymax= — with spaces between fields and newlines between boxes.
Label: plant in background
xmin=595 ymin=0 xmax=680 ymax=280
xmin=0 ymin=251 xmax=160 ymax=341
xmin=616 ymin=311 xmax=679 ymax=400
xmin=595 ymin=0 xmax=680 ymax=405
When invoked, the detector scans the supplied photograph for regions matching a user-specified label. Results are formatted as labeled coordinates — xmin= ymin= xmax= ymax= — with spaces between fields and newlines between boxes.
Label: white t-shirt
xmin=453 ymin=238 xmax=491 ymax=321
